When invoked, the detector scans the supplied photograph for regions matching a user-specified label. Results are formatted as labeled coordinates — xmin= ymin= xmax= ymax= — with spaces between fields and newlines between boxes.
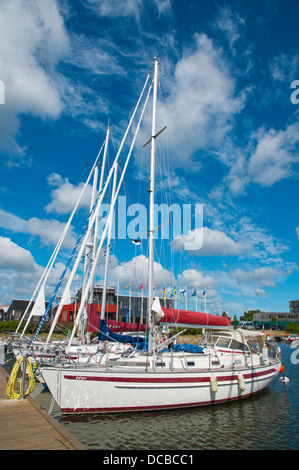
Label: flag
xmin=180 ymin=288 xmax=186 ymax=296
xmin=125 ymin=282 xmax=131 ymax=290
xmin=139 ymin=282 xmax=143 ymax=290
xmin=192 ymin=288 xmax=197 ymax=297
xmin=163 ymin=286 xmax=166 ymax=301
xmin=171 ymin=287 xmax=176 ymax=297
xmin=103 ymin=244 xmax=111 ymax=255
xmin=131 ymin=238 xmax=141 ymax=246
xmin=126 ymin=306 xmax=129 ymax=322
xmin=202 ymin=290 xmax=206 ymax=296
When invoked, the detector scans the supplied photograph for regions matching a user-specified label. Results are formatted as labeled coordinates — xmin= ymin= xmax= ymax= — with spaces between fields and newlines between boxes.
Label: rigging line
xmin=30 ymin=183 xmax=108 ymax=346
xmin=217 ymin=229 xmax=249 ymax=313
xmin=137 ymin=218 xmax=172 ymax=239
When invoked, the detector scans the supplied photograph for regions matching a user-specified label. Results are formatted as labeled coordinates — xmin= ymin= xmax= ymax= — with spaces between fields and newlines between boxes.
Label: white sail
xmin=30 ymin=285 xmax=45 ymax=317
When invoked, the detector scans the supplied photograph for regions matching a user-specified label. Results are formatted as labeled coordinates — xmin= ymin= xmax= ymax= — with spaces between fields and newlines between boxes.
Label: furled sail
xmin=160 ymin=307 xmax=231 ymax=329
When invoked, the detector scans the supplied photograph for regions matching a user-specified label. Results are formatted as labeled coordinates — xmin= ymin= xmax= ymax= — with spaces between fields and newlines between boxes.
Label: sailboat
xmin=37 ymin=57 xmax=282 ymax=413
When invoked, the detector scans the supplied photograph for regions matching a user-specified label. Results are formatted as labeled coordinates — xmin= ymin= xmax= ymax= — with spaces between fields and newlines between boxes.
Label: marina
xmin=1 ymin=340 xmax=298 ymax=450
xmin=6 ymin=58 xmax=282 ymax=416
xmin=1 ymin=0 xmax=299 ymax=455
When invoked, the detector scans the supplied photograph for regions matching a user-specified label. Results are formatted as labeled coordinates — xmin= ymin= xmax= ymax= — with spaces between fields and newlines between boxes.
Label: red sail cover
xmin=160 ymin=307 xmax=231 ymax=328
xmin=100 ymin=308 xmax=230 ymax=332
xmin=107 ymin=319 xmax=148 ymax=333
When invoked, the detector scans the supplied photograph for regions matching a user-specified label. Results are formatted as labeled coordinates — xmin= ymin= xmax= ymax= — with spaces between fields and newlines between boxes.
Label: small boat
xmin=285 ymin=335 xmax=299 ymax=343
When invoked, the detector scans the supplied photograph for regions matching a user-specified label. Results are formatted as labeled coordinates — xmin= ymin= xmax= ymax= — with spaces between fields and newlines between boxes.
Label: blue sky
xmin=0 ymin=0 xmax=299 ymax=319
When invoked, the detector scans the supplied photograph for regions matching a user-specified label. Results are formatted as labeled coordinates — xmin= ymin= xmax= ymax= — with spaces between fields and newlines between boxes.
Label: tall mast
xmin=148 ymin=57 xmax=159 ymax=342
xmin=100 ymin=162 xmax=118 ymax=321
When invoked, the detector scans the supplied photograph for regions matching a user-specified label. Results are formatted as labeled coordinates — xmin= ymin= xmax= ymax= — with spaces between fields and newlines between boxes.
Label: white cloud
xmin=172 ymin=226 xmax=252 ymax=257
xmin=45 ymin=173 xmax=92 ymax=215
xmin=0 ymin=207 xmax=76 ymax=249
xmin=177 ymin=268 xmax=219 ymax=290
xmin=223 ymin=122 xmax=299 ymax=195
xmin=83 ymin=0 xmax=143 ymax=18
xmin=113 ymin=254 xmax=174 ymax=292
xmin=26 ymin=217 xmax=76 ymax=248
xmin=233 ymin=266 xmax=281 ymax=287
xmin=83 ymin=0 xmax=172 ymax=19
xmin=248 ymin=123 xmax=299 ymax=186
xmin=0 ymin=236 xmax=37 ymax=273
xmin=0 ymin=0 xmax=69 ymax=161
xmin=0 ymin=236 xmax=72 ymax=303
xmin=270 ymin=52 xmax=299 ymax=83
xmin=213 ymin=6 xmax=245 ymax=54
xmin=255 ymin=288 xmax=268 ymax=297
xmin=136 ymin=33 xmax=247 ymax=172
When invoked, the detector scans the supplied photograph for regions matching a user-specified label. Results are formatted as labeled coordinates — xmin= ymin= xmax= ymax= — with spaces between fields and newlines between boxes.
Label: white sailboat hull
xmin=40 ymin=356 xmax=281 ymax=414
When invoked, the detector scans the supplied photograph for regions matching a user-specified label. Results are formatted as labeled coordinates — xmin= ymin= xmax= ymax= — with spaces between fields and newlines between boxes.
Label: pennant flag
xmin=192 ymin=288 xmax=197 ymax=297
xmin=171 ymin=287 xmax=177 ymax=297
xmin=163 ymin=286 xmax=166 ymax=301
xmin=202 ymin=290 xmax=206 ymax=296
xmin=126 ymin=306 xmax=129 ymax=322
xmin=180 ymin=288 xmax=187 ymax=296
xmin=103 ymin=244 xmax=111 ymax=255
xmin=139 ymin=282 xmax=143 ymax=290
xmin=131 ymin=238 xmax=141 ymax=246
xmin=125 ymin=282 xmax=131 ymax=290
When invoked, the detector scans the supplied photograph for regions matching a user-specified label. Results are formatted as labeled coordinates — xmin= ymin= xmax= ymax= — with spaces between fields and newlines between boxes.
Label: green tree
xmin=240 ymin=309 xmax=261 ymax=321
xmin=285 ymin=323 xmax=299 ymax=334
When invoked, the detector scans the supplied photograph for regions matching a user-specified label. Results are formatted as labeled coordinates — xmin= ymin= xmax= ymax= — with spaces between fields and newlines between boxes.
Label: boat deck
xmin=0 ymin=366 xmax=86 ymax=450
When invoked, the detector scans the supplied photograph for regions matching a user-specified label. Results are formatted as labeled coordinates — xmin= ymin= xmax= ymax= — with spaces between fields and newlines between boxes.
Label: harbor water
xmin=3 ymin=341 xmax=299 ymax=450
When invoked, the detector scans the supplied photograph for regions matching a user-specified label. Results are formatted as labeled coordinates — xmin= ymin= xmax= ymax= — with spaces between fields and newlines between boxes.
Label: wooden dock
xmin=0 ymin=366 xmax=86 ymax=450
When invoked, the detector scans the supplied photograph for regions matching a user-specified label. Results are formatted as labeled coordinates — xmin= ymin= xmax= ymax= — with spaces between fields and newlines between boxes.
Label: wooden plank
xmin=0 ymin=366 xmax=86 ymax=450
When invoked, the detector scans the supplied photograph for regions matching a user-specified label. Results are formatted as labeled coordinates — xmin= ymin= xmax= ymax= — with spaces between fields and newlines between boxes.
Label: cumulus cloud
xmin=0 ymin=236 xmax=72 ymax=303
xmin=0 ymin=236 xmax=37 ymax=272
xmin=248 ymin=123 xmax=299 ymax=187
xmin=0 ymin=207 xmax=77 ymax=249
xmin=172 ymin=226 xmax=252 ymax=257
xmin=0 ymin=0 xmax=69 ymax=161
xmin=233 ymin=267 xmax=281 ymax=287
xmin=255 ymin=288 xmax=268 ymax=297
xmin=114 ymin=254 xmax=174 ymax=292
xmin=177 ymin=268 xmax=219 ymax=290
xmin=45 ymin=173 xmax=93 ymax=215
xmin=223 ymin=122 xmax=299 ymax=195
xmin=136 ymin=33 xmax=247 ymax=172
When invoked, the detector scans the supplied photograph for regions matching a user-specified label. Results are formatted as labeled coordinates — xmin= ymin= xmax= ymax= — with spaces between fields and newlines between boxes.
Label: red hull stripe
xmin=63 ymin=368 xmax=276 ymax=383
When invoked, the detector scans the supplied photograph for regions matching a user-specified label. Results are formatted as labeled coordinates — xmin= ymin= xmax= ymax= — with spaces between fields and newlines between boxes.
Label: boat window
xmin=246 ymin=339 xmax=260 ymax=353
xmin=229 ymin=340 xmax=248 ymax=351
xmin=215 ymin=337 xmax=231 ymax=348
